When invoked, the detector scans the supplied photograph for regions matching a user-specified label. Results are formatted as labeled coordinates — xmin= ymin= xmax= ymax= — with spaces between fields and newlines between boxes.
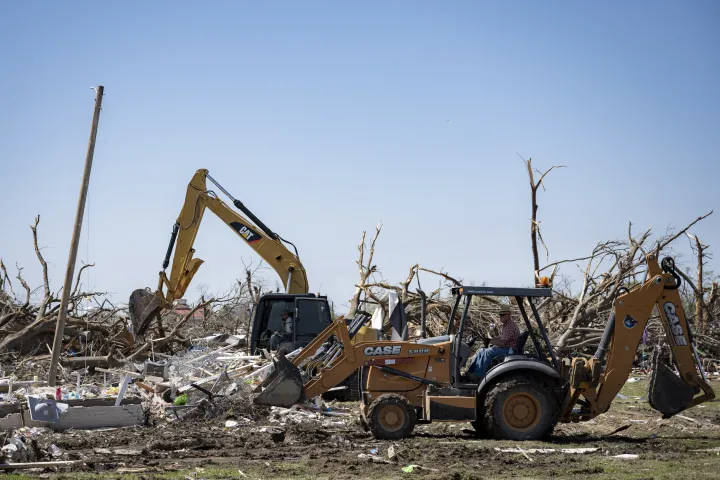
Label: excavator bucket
xmin=648 ymin=347 xmax=700 ymax=417
xmin=253 ymin=351 xmax=306 ymax=408
xmin=129 ymin=289 xmax=165 ymax=337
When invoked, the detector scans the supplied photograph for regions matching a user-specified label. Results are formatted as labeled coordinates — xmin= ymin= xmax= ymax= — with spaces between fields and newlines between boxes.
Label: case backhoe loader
xmin=128 ymin=169 xmax=377 ymax=372
xmin=255 ymin=254 xmax=715 ymax=441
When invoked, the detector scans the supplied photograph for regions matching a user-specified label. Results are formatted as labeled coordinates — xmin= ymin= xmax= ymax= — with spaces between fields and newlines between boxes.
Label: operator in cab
xmin=270 ymin=310 xmax=294 ymax=350
xmin=466 ymin=304 xmax=519 ymax=381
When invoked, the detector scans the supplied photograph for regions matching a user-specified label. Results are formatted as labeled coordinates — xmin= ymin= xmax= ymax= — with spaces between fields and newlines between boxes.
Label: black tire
xmin=322 ymin=371 xmax=361 ymax=401
xmin=368 ymin=394 xmax=416 ymax=440
xmin=344 ymin=370 xmax=361 ymax=400
xmin=482 ymin=374 xmax=557 ymax=440
xmin=359 ymin=411 xmax=370 ymax=432
xmin=470 ymin=419 xmax=488 ymax=437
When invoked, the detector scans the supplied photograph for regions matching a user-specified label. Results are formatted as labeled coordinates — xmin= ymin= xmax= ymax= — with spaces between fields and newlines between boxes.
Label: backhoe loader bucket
xmin=129 ymin=289 xmax=164 ymax=337
xmin=648 ymin=347 xmax=700 ymax=417
xmin=253 ymin=352 xmax=306 ymax=408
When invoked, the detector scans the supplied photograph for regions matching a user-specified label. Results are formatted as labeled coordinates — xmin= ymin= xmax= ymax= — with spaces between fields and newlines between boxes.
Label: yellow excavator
xmin=255 ymin=254 xmax=715 ymax=440
xmin=129 ymin=169 xmax=376 ymax=363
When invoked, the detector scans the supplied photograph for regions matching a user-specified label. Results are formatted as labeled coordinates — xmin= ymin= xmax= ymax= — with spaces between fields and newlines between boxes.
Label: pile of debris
xmin=0 ymin=329 xmax=354 ymax=471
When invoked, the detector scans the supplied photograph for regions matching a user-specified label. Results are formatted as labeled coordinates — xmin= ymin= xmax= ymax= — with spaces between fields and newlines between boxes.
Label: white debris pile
xmin=265 ymin=398 xmax=352 ymax=428
xmin=0 ymin=427 xmax=62 ymax=465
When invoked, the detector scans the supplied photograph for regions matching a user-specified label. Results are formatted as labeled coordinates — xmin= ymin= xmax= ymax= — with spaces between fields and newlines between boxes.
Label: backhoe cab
xmin=255 ymin=254 xmax=714 ymax=441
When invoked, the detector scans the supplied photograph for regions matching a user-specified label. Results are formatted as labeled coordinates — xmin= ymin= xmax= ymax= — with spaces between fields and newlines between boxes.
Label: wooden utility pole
xmin=48 ymin=86 xmax=104 ymax=386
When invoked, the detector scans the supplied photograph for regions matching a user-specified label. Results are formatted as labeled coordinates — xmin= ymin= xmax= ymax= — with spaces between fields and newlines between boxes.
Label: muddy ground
xmin=5 ymin=377 xmax=720 ymax=479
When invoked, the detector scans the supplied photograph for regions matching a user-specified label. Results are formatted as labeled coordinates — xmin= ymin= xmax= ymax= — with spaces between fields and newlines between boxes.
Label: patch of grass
xmin=486 ymin=454 xmax=720 ymax=480
xmin=0 ymin=474 xmax=30 ymax=480
xmin=587 ymin=455 xmax=720 ymax=480
xmin=616 ymin=378 xmax=649 ymax=399
xmin=614 ymin=377 xmax=720 ymax=411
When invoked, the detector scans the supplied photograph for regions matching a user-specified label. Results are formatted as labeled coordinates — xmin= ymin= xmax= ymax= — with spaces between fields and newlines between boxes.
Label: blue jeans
xmin=468 ymin=346 xmax=512 ymax=379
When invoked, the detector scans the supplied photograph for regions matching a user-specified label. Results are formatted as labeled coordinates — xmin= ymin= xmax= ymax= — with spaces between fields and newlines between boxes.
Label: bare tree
xmin=347 ymin=223 xmax=382 ymax=318
xmin=520 ymin=155 xmax=565 ymax=285
xmin=537 ymin=212 xmax=714 ymax=352
xmin=687 ymin=233 xmax=711 ymax=332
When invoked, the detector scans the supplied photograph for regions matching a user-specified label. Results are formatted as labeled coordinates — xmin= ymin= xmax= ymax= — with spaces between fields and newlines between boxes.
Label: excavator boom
xmin=130 ymin=169 xmax=308 ymax=335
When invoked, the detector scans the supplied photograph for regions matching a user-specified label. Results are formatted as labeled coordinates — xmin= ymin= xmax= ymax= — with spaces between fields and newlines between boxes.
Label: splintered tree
xmin=0 ymin=216 xmax=112 ymax=356
xmin=0 ymin=215 xmax=272 ymax=375
xmin=521 ymin=155 xmax=565 ymax=286
xmin=342 ymin=156 xmax=718 ymax=360
xmin=517 ymin=155 xmax=715 ymax=354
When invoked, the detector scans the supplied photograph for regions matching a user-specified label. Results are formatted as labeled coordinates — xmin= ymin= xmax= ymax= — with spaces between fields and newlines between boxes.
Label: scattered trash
xmin=627 ymin=377 xmax=642 ymax=383
xmin=113 ymin=448 xmax=143 ymax=456
xmin=1 ymin=438 xmax=28 ymax=463
xmin=225 ymin=420 xmax=239 ymax=428
xmin=173 ymin=393 xmax=188 ymax=406
xmin=607 ymin=424 xmax=632 ymax=435
xmin=330 ymin=434 xmax=350 ymax=447
xmin=400 ymin=463 xmax=439 ymax=473
xmin=675 ymin=414 xmax=701 ymax=424
xmin=612 ymin=454 xmax=639 ymax=459
xmin=388 ymin=444 xmax=404 ymax=461
xmin=47 ymin=444 xmax=62 ymax=458
xmin=494 ymin=447 xmax=598 ymax=454
xmin=358 ymin=453 xmax=392 ymax=464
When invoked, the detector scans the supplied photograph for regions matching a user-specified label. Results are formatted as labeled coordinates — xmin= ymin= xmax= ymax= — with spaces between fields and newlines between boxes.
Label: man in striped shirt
xmin=467 ymin=304 xmax=520 ymax=381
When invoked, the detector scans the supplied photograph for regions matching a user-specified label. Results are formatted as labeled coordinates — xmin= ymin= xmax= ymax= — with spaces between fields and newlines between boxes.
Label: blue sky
xmin=1 ymin=1 xmax=718 ymax=310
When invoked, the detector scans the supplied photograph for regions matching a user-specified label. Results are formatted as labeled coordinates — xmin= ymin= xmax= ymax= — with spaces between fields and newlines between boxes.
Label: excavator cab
xmin=251 ymin=294 xmax=333 ymax=353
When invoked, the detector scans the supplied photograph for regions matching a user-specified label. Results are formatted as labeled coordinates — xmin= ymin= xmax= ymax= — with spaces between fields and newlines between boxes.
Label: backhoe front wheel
xmin=368 ymin=394 xmax=416 ymax=440
xmin=482 ymin=374 xmax=557 ymax=440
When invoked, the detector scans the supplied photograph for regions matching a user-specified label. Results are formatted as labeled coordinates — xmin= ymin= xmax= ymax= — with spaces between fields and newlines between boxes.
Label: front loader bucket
xmin=253 ymin=352 xmax=306 ymax=408
xmin=648 ymin=349 xmax=700 ymax=417
xmin=129 ymin=289 xmax=164 ymax=336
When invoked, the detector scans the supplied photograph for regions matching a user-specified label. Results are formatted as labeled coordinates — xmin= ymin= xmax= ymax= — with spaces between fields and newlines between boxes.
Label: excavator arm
xmin=129 ymin=169 xmax=308 ymax=335
xmin=563 ymin=254 xmax=715 ymax=421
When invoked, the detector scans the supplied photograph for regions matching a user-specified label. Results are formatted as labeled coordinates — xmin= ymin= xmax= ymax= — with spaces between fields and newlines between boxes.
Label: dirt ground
xmin=5 ymin=377 xmax=720 ymax=480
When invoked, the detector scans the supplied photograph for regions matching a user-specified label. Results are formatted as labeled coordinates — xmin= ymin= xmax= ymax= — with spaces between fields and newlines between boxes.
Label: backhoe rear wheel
xmin=368 ymin=394 xmax=416 ymax=440
xmin=482 ymin=374 xmax=557 ymax=440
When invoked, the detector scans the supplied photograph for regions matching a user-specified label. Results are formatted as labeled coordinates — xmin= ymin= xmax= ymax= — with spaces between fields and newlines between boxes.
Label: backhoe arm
xmin=129 ymin=169 xmax=308 ymax=335
xmin=254 ymin=316 xmax=445 ymax=407
xmin=562 ymin=255 xmax=715 ymax=421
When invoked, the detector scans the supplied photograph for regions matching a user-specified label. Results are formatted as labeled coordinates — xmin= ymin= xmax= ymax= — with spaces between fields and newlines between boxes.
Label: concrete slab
xmin=22 ymin=403 xmax=144 ymax=430
xmin=0 ymin=412 xmax=23 ymax=430
xmin=0 ymin=403 xmax=22 ymax=430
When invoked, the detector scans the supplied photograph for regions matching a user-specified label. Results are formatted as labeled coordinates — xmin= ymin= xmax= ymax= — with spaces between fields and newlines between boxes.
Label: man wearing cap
xmin=270 ymin=310 xmax=294 ymax=350
xmin=466 ymin=304 xmax=520 ymax=381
